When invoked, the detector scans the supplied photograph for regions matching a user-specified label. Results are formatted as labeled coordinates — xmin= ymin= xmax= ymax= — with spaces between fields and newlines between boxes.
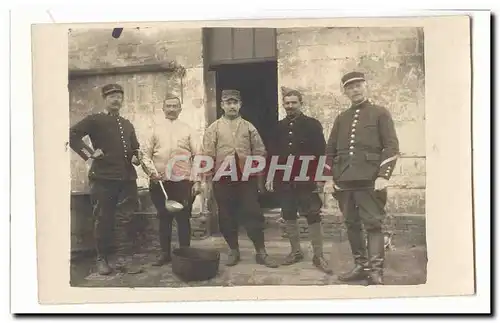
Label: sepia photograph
xmin=2 ymin=0 xmax=489 ymax=312
xmin=67 ymin=25 xmax=427 ymax=288
xmin=23 ymin=10 xmax=479 ymax=307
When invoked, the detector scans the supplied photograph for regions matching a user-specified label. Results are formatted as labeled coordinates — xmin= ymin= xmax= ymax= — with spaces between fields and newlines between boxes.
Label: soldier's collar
xmin=165 ymin=116 xmax=180 ymax=122
xmin=349 ymin=98 xmax=370 ymax=109
xmin=285 ymin=111 xmax=303 ymax=121
xmin=222 ymin=114 xmax=241 ymax=121
xmin=104 ymin=110 xmax=121 ymax=117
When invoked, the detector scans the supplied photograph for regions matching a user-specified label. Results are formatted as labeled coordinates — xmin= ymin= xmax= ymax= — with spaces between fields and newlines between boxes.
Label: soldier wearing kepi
xmin=201 ymin=89 xmax=279 ymax=268
xmin=69 ymin=83 xmax=143 ymax=275
xmin=266 ymin=87 xmax=332 ymax=275
xmin=326 ymin=72 xmax=399 ymax=285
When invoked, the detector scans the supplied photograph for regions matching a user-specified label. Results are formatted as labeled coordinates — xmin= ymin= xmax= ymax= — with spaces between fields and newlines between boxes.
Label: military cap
xmin=341 ymin=71 xmax=366 ymax=87
xmin=221 ymin=89 xmax=241 ymax=101
xmin=102 ymin=83 xmax=124 ymax=96
xmin=281 ymin=86 xmax=298 ymax=96
xmin=281 ymin=86 xmax=303 ymax=102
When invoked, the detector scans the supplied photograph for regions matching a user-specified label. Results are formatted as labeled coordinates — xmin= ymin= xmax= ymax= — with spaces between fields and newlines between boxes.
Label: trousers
xmin=334 ymin=184 xmax=387 ymax=232
xmin=212 ymin=178 xmax=265 ymax=250
xmin=334 ymin=181 xmax=388 ymax=273
xmin=149 ymin=180 xmax=194 ymax=254
xmin=277 ymin=182 xmax=322 ymax=225
xmin=89 ymin=179 xmax=139 ymax=259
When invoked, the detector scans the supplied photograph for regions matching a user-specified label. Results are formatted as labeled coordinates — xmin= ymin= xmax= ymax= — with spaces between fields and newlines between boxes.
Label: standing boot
xmin=255 ymin=246 xmax=280 ymax=268
xmin=309 ymin=222 xmax=333 ymax=275
xmin=94 ymin=230 xmax=112 ymax=275
xmin=153 ymin=214 xmax=173 ymax=266
xmin=246 ymin=226 xmax=280 ymax=268
xmin=93 ymin=202 xmax=113 ymax=276
xmin=114 ymin=214 xmax=143 ymax=274
xmin=282 ymin=220 xmax=304 ymax=265
xmin=367 ymin=230 xmax=385 ymax=285
xmin=226 ymin=248 xmax=241 ymax=266
xmin=114 ymin=255 xmax=143 ymax=274
xmin=338 ymin=226 xmax=369 ymax=282
xmin=152 ymin=252 xmax=172 ymax=266
xmin=246 ymin=230 xmax=279 ymax=268
xmin=96 ymin=255 xmax=112 ymax=276
xmin=222 ymin=230 xmax=240 ymax=267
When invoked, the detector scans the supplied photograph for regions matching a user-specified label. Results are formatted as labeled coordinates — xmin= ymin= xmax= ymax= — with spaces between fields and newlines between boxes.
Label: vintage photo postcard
xmin=31 ymin=15 xmax=474 ymax=305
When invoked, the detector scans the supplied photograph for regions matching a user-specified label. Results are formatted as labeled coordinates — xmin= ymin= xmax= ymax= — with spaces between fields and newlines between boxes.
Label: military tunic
xmin=267 ymin=113 xmax=326 ymax=225
xmin=326 ymin=99 xmax=399 ymax=231
xmin=69 ymin=111 xmax=141 ymax=259
xmin=70 ymin=111 xmax=140 ymax=181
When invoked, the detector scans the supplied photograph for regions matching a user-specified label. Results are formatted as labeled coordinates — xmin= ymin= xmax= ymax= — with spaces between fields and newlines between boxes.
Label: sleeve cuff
xmin=378 ymin=165 xmax=394 ymax=179
xmin=378 ymin=169 xmax=393 ymax=179
xmin=76 ymin=148 xmax=92 ymax=161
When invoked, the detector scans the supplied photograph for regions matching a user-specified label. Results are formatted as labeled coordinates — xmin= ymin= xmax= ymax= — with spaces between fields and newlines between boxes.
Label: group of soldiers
xmin=69 ymin=71 xmax=399 ymax=285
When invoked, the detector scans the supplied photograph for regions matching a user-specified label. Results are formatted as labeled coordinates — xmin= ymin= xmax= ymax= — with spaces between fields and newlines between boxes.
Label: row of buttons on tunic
xmin=349 ymin=109 xmax=360 ymax=156
xmin=117 ymin=117 xmax=128 ymax=159
xmin=288 ymin=121 xmax=294 ymax=147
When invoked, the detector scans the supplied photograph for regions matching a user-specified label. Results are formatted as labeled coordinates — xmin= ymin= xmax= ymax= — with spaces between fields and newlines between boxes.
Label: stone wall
xmin=276 ymin=27 xmax=426 ymax=216
xmin=68 ymin=27 xmax=205 ymax=192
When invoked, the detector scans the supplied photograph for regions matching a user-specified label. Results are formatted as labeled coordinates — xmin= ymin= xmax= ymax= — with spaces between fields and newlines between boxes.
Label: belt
xmin=335 ymin=180 xmax=374 ymax=191
xmin=336 ymin=148 xmax=381 ymax=154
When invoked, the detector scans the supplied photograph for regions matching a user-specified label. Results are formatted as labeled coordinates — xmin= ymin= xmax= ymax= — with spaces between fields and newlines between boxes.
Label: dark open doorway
xmin=211 ymin=61 xmax=280 ymax=209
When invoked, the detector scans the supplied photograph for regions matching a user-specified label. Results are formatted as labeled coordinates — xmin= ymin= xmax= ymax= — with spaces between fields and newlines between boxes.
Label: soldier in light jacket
xmin=202 ymin=89 xmax=279 ymax=268
xmin=140 ymin=96 xmax=202 ymax=266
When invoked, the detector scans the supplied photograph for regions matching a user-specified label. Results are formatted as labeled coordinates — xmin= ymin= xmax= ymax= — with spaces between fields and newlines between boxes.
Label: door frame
xmin=201 ymin=29 xmax=281 ymax=234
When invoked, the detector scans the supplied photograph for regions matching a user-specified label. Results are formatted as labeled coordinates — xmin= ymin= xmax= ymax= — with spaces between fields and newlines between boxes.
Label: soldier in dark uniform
xmin=266 ymin=88 xmax=332 ymax=274
xmin=69 ymin=83 xmax=143 ymax=275
xmin=326 ymin=72 xmax=399 ymax=285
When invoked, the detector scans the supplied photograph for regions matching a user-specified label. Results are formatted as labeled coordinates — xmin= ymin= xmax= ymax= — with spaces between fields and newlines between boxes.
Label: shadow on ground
xmin=71 ymin=236 xmax=427 ymax=288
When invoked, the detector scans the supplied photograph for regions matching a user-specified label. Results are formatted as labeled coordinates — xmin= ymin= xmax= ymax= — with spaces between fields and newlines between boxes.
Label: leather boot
xmin=309 ymin=222 xmax=333 ymax=275
xmin=114 ymin=255 xmax=143 ymax=274
xmin=96 ymin=256 xmax=112 ymax=276
xmin=282 ymin=220 xmax=304 ymax=265
xmin=226 ymin=249 xmax=241 ymax=266
xmin=152 ymin=252 xmax=172 ymax=266
xmin=255 ymin=248 xmax=280 ymax=268
xmin=367 ymin=230 xmax=385 ymax=285
xmin=338 ymin=227 xmax=369 ymax=282
xmin=125 ymin=263 xmax=143 ymax=275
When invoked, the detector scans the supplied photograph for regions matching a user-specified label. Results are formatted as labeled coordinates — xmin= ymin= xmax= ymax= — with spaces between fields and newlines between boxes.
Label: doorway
xmin=211 ymin=61 xmax=281 ymax=209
